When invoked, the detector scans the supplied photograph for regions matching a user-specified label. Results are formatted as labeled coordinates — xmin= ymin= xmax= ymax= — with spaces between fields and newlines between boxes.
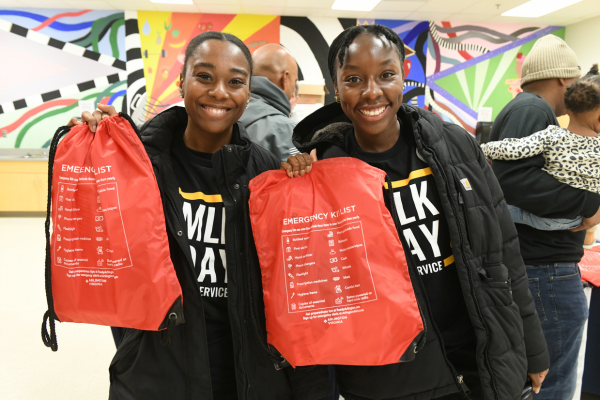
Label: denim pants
xmin=527 ymin=263 xmax=589 ymax=399
xmin=509 ymin=205 xmax=582 ymax=231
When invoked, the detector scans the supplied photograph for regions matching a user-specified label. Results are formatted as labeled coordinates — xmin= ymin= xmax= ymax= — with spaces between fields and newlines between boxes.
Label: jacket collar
xmin=292 ymin=102 xmax=443 ymax=154
xmin=249 ymin=76 xmax=291 ymax=116
xmin=140 ymin=106 xmax=253 ymax=167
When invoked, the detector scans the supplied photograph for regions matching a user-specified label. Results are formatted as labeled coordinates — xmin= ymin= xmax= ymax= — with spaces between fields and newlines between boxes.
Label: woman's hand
xmin=280 ymin=149 xmax=318 ymax=178
xmin=67 ymin=103 xmax=118 ymax=132
xmin=528 ymin=369 xmax=548 ymax=394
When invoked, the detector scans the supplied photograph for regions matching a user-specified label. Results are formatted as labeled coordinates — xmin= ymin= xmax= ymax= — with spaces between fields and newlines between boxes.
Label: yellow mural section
xmin=222 ymin=14 xmax=277 ymax=41
xmin=138 ymin=11 xmax=170 ymax=100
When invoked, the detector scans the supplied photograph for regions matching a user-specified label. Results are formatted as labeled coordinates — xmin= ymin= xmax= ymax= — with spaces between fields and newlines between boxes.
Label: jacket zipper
xmin=153 ymin=162 xmax=194 ymax=400
xmin=219 ymin=148 xmax=250 ymax=398
xmin=418 ymin=142 xmax=499 ymax=400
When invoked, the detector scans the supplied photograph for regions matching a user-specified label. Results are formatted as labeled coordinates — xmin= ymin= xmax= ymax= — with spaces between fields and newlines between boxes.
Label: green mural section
xmin=436 ymin=28 xmax=565 ymax=120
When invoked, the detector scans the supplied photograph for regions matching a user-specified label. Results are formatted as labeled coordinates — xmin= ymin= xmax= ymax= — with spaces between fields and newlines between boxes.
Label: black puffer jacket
xmin=293 ymin=103 xmax=550 ymax=400
xmin=108 ymin=107 xmax=332 ymax=400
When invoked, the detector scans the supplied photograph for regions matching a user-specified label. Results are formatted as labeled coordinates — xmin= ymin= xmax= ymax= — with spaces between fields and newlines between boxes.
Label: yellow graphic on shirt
xmin=179 ymin=188 xmax=223 ymax=203
xmin=444 ymin=255 xmax=455 ymax=267
xmin=384 ymin=167 xmax=433 ymax=189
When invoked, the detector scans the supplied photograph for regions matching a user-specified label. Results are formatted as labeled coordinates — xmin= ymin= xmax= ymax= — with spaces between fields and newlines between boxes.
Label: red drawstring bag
xmin=248 ymin=157 xmax=424 ymax=367
xmin=42 ymin=114 xmax=183 ymax=351
xmin=579 ymin=246 xmax=600 ymax=286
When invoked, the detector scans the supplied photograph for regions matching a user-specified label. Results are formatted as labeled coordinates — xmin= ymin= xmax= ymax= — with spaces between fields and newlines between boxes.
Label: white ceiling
xmin=2 ymin=0 xmax=600 ymax=27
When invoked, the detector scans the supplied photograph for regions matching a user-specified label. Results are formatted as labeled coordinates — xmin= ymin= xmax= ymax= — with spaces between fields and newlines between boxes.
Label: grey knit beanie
xmin=521 ymin=35 xmax=581 ymax=87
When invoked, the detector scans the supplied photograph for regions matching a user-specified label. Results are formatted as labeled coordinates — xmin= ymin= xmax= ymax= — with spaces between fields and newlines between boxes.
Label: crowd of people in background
xmin=68 ymin=24 xmax=600 ymax=400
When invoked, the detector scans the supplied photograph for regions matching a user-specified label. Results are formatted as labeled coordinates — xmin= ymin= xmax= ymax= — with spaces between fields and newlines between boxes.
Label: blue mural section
xmin=0 ymin=9 xmax=126 ymax=61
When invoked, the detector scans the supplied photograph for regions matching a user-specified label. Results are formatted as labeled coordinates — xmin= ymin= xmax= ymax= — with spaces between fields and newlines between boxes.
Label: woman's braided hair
xmin=565 ymin=64 xmax=600 ymax=114
xmin=327 ymin=24 xmax=406 ymax=83
xmin=182 ymin=31 xmax=253 ymax=80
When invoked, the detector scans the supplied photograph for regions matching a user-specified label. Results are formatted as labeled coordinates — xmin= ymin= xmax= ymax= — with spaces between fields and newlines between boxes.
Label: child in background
xmin=481 ymin=64 xmax=600 ymax=231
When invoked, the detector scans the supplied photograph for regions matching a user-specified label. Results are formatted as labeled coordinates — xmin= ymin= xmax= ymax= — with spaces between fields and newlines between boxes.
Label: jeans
xmin=527 ymin=263 xmax=589 ymax=400
xmin=508 ymin=205 xmax=582 ymax=231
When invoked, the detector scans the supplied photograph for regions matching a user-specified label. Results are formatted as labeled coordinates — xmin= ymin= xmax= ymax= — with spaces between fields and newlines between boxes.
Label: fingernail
xmin=91 ymin=125 xmax=96 ymax=132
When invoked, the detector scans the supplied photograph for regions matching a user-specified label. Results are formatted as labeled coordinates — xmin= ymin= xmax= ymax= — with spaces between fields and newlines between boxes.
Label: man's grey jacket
xmin=239 ymin=76 xmax=298 ymax=161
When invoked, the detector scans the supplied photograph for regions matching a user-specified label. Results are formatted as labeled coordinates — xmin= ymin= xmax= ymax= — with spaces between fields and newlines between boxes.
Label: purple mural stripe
xmin=428 ymin=25 xmax=562 ymax=82
xmin=426 ymin=79 xmax=479 ymax=119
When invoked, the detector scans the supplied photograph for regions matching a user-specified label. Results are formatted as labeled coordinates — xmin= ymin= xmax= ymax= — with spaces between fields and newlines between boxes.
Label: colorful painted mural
xmin=0 ymin=7 xmax=568 ymax=148
xmin=426 ymin=21 xmax=565 ymax=133
xmin=0 ymin=9 xmax=126 ymax=61
xmin=0 ymin=9 xmax=127 ymax=148
xmin=137 ymin=12 xmax=280 ymax=121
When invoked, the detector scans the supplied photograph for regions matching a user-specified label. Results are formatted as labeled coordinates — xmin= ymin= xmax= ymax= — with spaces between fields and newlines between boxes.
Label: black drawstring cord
xmin=42 ymin=125 xmax=72 ymax=352
xmin=160 ymin=312 xmax=178 ymax=346
xmin=241 ymin=187 xmax=287 ymax=367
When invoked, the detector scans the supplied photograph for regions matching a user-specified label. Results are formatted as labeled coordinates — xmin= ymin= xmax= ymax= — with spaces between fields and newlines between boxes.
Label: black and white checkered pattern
xmin=0 ymin=19 xmax=126 ymax=70
xmin=124 ymin=10 xmax=147 ymax=116
xmin=0 ymin=72 xmax=127 ymax=115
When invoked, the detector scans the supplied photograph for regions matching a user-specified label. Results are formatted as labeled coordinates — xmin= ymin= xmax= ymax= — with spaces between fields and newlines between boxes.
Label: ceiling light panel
xmin=502 ymin=0 xmax=583 ymax=18
xmin=150 ymin=0 xmax=193 ymax=4
xmin=331 ymin=0 xmax=382 ymax=12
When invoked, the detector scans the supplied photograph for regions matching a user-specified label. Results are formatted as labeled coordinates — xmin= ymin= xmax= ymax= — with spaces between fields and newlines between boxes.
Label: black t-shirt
xmin=170 ymin=131 xmax=238 ymax=398
xmin=346 ymin=121 xmax=473 ymax=350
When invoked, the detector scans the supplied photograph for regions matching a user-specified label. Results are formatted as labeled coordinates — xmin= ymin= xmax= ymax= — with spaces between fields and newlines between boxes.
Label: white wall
xmin=566 ymin=15 xmax=600 ymax=74
xmin=0 ymin=217 xmax=115 ymax=400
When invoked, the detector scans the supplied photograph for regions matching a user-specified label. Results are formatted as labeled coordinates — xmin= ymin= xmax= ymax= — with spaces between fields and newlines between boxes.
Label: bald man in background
xmin=239 ymin=43 xmax=300 ymax=161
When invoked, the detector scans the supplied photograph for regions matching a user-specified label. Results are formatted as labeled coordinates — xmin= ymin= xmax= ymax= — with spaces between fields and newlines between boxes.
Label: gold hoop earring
xmin=335 ymin=96 xmax=340 ymax=103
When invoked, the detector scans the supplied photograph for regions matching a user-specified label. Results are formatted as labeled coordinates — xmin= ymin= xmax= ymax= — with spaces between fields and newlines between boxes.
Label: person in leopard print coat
xmin=482 ymin=64 xmax=600 ymax=231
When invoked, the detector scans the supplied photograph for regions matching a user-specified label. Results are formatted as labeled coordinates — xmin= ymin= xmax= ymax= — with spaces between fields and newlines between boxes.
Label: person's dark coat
xmin=292 ymin=103 xmax=550 ymax=400
xmin=108 ymin=107 xmax=332 ymax=400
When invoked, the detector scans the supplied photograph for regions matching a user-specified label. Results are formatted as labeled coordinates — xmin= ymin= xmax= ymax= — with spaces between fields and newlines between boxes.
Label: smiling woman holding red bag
xmin=68 ymin=32 xmax=330 ymax=400
xmin=283 ymin=25 xmax=550 ymax=400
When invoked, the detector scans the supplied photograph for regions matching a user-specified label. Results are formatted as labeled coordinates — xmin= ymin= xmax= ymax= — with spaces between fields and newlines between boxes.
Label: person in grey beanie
xmin=490 ymin=34 xmax=599 ymax=399
xmin=238 ymin=44 xmax=300 ymax=161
